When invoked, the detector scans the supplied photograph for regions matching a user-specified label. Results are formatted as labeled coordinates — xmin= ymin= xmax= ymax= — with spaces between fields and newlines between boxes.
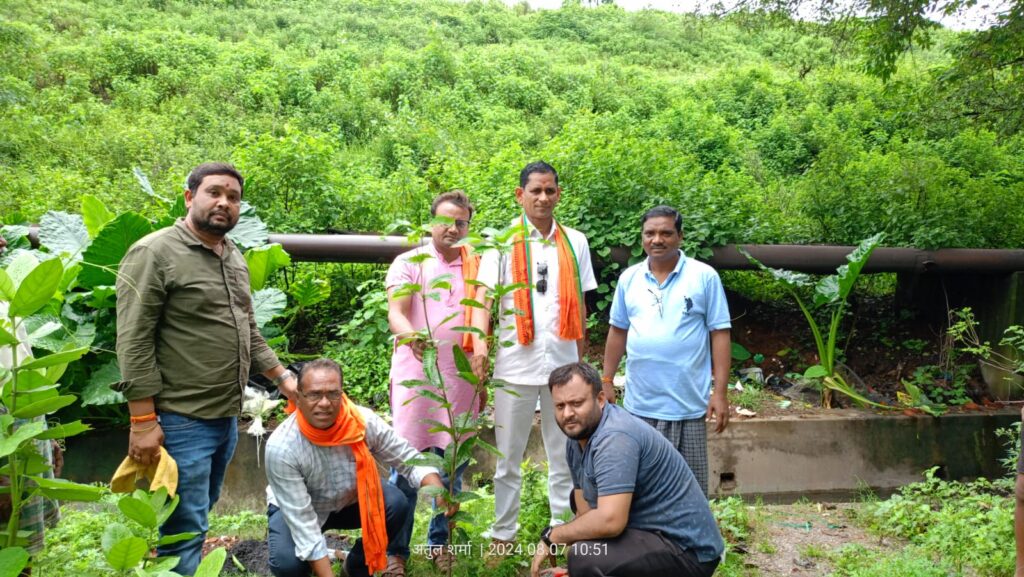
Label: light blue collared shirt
xmin=609 ymin=251 xmax=731 ymax=420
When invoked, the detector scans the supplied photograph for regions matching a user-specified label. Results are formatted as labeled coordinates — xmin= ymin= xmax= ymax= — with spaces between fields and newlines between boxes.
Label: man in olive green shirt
xmin=115 ymin=162 xmax=297 ymax=576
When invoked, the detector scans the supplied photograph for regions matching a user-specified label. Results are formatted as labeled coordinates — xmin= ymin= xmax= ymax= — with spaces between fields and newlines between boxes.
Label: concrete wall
xmin=65 ymin=408 xmax=1020 ymax=512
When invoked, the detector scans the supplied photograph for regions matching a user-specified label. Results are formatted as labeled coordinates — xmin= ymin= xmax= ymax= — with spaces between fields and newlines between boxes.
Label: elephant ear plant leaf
xmin=741 ymin=233 xmax=890 ymax=408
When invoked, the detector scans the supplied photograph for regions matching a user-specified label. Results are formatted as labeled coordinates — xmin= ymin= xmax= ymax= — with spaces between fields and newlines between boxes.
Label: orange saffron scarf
xmin=287 ymin=396 xmax=388 ymax=574
xmin=460 ymin=246 xmax=481 ymax=352
xmin=510 ymin=215 xmax=585 ymax=345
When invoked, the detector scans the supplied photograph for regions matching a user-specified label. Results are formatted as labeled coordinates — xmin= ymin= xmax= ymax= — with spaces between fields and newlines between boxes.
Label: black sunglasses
xmin=536 ymin=262 xmax=548 ymax=295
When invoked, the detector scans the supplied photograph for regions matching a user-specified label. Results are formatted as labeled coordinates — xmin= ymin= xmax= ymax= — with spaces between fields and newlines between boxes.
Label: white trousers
xmin=491 ymin=382 xmax=572 ymax=541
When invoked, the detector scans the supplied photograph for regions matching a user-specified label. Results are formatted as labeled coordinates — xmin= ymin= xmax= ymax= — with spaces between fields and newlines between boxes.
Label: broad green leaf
xmin=25 ymin=317 xmax=61 ymax=345
xmin=101 ymin=522 xmax=134 ymax=554
xmin=739 ymin=248 xmax=812 ymax=291
xmin=5 ymin=251 xmax=39 ymax=288
xmin=13 ymin=368 xmax=56 ymax=390
xmin=118 ymin=495 xmax=159 ymax=529
xmin=227 ymin=202 xmax=269 ymax=250
xmin=194 ymin=547 xmax=227 ymax=577
xmin=38 ymin=211 xmax=90 ymax=261
xmin=59 ymin=261 xmax=81 ymax=293
xmin=288 ymin=276 xmax=330 ymax=308
xmin=244 ymin=243 xmax=291 ymax=291
xmin=13 ymin=394 xmax=77 ymax=419
xmin=18 ymin=346 xmax=88 ymax=371
xmin=10 ymin=258 xmax=63 ymax=317
xmin=26 ymin=475 xmax=105 ymax=501
xmin=0 ymin=324 xmax=16 ymax=346
xmin=156 ymin=532 xmax=196 ymax=546
xmin=85 ymin=286 xmax=117 ymax=309
xmin=156 ymin=494 xmax=181 ymax=526
xmin=803 ymin=365 xmax=829 ymax=379
xmin=81 ymin=359 xmax=125 ymax=406
xmin=81 ymin=194 xmax=115 ymax=237
xmin=252 ymin=288 xmax=287 ymax=327
xmin=79 ymin=212 xmax=153 ymax=289
xmin=3 ymin=381 xmax=59 ymax=411
xmin=133 ymin=166 xmax=168 ymax=205
xmin=0 ymin=269 xmax=14 ymax=301
xmin=35 ymin=420 xmax=91 ymax=440
xmin=148 ymin=486 xmax=169 ymax=511
xmin=146 ymin=556 xmax=181 ymax=573
xmin=0 ymin=546 xmax=29 ymax=577
xmin=835 ymin=233 xmax=884 ymax=301
xmin=731 ymin=342 xmax=752 ymax=361
xmin=103 ymin=536 xmax=148 ymax=570
xmin=0 ymin=420 xmax=46 ymax=458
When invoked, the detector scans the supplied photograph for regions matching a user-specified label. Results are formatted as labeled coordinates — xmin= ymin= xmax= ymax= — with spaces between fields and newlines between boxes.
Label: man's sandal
xmin=381 ymin=555 xmax=406 ymax=577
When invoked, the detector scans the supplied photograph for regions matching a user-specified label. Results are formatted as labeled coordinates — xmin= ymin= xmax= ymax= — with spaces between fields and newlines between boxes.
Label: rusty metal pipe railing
xmin=26 ymin=228 xmax=1024 ymax=273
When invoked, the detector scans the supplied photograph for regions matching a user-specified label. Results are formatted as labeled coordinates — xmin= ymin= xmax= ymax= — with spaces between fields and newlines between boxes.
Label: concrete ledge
xmin=64 ymin=408 xmax=1020 ymax=511
xmin=709 ymin=409 xmax=1019 ymax=500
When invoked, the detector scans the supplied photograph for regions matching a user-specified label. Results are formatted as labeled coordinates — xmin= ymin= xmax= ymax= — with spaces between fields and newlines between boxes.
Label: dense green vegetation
xmin=3 ymin=0 xmax=1023 ymax=254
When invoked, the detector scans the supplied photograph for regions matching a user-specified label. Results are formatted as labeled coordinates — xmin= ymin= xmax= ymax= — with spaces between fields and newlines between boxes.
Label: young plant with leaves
xmin=742 ymin=233 xmax=889 ymax=408
xmin=385 ymin=217 xmax=527 ymax=574
xmin=103 ymin=487 xmax=226 ymax=577
xmin=0 ymin=252 xmax=106 ymax=574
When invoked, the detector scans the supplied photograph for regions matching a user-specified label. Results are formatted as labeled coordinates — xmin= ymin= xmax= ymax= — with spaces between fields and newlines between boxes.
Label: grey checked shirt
xmin=265 ymin=408 xmax=437 ymax=561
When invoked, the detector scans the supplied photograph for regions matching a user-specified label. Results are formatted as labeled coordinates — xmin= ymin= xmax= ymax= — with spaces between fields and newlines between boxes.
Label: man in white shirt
xmin=471 ymin=161 xmax=598 ymax=555
xmin=265 ymin=358 xmax=454 ymax=577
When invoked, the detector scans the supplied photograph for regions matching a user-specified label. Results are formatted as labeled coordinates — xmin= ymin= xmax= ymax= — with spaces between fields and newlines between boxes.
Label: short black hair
xmin=297 ymin=358 xmax=343 ymax=392
xmin=430 ymin=189 xmax=474 ymax=220
xmin=519 ymin=161 xmax=559 ymax=188
xmin=548 ymin=362 xmax=602 ymax=396
xmin=641 ymin=205 xmax=682 ymax=233
xmin=186 ymin=162 xmax=245 ymax=196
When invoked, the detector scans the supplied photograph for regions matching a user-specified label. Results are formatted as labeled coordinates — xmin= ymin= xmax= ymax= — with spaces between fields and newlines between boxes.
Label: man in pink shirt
xmin=384 ymin=190 xmax=485 ymax=575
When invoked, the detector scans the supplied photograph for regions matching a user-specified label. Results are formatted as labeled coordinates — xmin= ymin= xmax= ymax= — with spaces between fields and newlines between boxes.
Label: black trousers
xmin=267 ymin=482 xmax=409 ymax=577
xmin=566 ymin=528 xmax=720 ymax=577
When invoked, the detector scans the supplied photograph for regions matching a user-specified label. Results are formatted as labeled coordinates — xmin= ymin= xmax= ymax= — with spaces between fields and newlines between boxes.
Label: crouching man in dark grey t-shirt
xmin=530 ymin=362 xmax=725 ymax=577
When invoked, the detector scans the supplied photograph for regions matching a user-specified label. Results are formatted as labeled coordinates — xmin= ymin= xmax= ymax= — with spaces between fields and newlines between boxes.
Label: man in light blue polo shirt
xmin=602 ymin=205 xmax=732 ymax=495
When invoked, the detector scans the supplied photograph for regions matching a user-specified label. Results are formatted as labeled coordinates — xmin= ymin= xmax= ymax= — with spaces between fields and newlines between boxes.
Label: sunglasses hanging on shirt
xmin=536 ymin=262 xmax=549 ymax=295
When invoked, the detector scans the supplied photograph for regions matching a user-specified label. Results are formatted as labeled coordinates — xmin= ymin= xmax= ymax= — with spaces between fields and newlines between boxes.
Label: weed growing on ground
xmin=863 ymin=467 xmax=1015 ymax=576
xmin=831 ymin=544 xmax=954 ymax=577
xmin=208 ymin=509 xmax=268 ymax=541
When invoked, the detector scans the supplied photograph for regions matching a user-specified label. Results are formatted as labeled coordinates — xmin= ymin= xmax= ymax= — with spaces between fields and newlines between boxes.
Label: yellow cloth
xmin=110 ymin=446 xmax=179 ymax=497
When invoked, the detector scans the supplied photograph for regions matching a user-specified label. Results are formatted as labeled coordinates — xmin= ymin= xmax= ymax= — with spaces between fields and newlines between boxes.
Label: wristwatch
xmin=540 ymin=525 xmax=554 ymax=547
xmin=271 ymin=369 xmax=294 ymax=388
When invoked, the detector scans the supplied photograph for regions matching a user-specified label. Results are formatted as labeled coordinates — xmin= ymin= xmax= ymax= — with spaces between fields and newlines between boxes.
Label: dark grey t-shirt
xmin=566 ymin=403 xmax=725 ymax=562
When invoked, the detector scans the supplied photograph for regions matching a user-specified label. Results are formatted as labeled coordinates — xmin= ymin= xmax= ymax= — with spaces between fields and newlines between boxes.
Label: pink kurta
xmin=386 ymin=243 xmax=479 ymax=451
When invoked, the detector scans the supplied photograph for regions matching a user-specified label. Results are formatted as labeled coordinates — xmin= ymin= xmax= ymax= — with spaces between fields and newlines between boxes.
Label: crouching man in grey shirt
xmin=531 ymin=362 xmax=724 ymax=577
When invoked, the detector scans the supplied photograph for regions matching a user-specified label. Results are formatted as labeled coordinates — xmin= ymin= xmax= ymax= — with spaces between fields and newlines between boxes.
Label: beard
xmin=561 ymin=414 xmax=601 ymax=441
xmin=193 ymin=210 xmax=236 ymax=235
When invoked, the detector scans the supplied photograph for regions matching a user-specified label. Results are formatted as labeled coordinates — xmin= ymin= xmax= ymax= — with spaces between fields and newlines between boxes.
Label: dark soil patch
xmin=210 ymin=533 xmax=351 ymax=576
xmin=588 ymin=291 xmax=1000 ymax=419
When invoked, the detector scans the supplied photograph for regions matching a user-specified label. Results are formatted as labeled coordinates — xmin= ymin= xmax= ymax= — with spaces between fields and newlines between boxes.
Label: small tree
xmin=387 ymin=218 xmax=527 ymax=575
xmin=0 ymin=253 xmax=106 ymax=574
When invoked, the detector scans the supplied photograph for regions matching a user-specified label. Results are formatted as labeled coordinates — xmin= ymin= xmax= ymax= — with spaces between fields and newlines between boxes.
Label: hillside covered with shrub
xmin=3 ymin=0 xmax=1023 ymax=254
